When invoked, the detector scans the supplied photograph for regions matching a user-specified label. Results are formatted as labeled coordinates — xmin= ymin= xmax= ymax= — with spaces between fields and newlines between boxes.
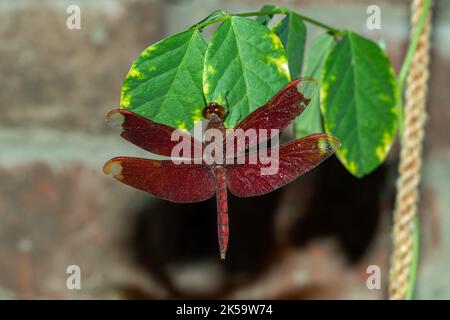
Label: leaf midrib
xmin=348 ymin=32 xmax=365 ymax=172
xmin=231 ymin=18 xmax=275 ymax=117
xmin=152 ymin=31 xmax=202 ymax=122
xmin=230 ymin=18 xmax=252 ymax=116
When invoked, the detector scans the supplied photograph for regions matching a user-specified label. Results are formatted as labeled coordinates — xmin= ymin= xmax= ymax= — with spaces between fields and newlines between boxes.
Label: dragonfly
xmin=103 ymin=78 xmax=340 ymax=260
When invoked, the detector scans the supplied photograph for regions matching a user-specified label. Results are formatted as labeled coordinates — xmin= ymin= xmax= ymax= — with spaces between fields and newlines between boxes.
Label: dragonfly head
xmin=202 ymin=102 xmax=226 ymax=121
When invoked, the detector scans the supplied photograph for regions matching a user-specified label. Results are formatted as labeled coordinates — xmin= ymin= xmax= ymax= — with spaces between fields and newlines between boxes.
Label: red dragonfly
xmin=103 ymin=78 xmax=339 ymax=260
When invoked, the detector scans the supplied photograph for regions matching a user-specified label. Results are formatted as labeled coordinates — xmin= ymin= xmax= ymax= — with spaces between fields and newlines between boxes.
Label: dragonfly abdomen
xmin=214 ymin=165 xmax=229 ymax=260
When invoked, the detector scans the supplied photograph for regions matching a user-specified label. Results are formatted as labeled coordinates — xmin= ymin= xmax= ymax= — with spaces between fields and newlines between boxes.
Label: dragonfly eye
xmin=202 ymin=103 xmax=225 ymax=120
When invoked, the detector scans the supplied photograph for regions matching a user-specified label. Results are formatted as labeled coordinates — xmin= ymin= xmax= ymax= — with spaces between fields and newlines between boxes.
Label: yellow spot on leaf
xmin=192 ymin=108 xmax=203 ymax=122
xmin=206 ymin=65 xmax=216 ymax=75
xmin=177 ymin=121 xmax=188 ymax=131
xmin=347 ymin=161 xmax=358 ymax=174
xmin=320 ymin=87 xmax=329 ymax=115
xmin=120 ymin=93 xmax=131 ymax=108
xmin=375 ymin=146 xmax=385 ymax=162
xmin=337 ymin=146 xmax=358 ymax=174
xmin=268 ymin=32 xmax=284 ymax=51
xmin=128 ymin=66 xmax=143 ymax=79
xmin=142 ymin=45 xmax=158 ymax=58
xmin=267 ymin=56 xmax=290 ymax=81
xmin=375 ymin=131 xmax=393 ymax=161
xmin=339 ymin=147 xmax=348 ymax=160
xmin=204 ymin=83 xmax=210 ymax=96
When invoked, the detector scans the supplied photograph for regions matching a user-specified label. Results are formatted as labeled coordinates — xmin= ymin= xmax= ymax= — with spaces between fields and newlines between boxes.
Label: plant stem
xmin=191 ymin=16 xmax=228 ymax=30
xmin=192 ymin=9 xmax=344 ymax=36
xmin=235 ymin=10 xmax=343 ymax=35
xmin=232 ymin=10 xmax=288 ymax=17
xmin=406 ymin=215 xmax=420 ymax=300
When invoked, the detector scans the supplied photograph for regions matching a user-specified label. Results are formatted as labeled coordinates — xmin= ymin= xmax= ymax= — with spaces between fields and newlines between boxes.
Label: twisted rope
xmin=389 ymin=0 xmax=432 ymax=300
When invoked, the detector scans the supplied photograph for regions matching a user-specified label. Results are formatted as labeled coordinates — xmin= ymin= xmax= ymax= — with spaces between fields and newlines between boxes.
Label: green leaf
xmin=120 ymin=29 xmax=207 ymax=131
xmin=203 ymin=16 xmax=290 ymax=128
xmin=273 ymin=12 xmax=307 ymax=78
xmin=321 ymin=31 xmax=398 ymax=177
xmin=255 ymin=5 xmax=278 ymax=26
xmin=295 ymin=33 xmax=336 ymax=137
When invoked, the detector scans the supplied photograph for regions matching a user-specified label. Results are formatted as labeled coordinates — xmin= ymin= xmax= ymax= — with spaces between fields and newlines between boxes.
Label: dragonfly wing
xmin=103 ymin=157 xmax=215 ymax=203
xmin=230 ymin=78 xmax=315 ymax=151
xmin=106 ymin=109 xmax=204 ymax=157
xmin=225 ymin=134 xmax=339 ymax=197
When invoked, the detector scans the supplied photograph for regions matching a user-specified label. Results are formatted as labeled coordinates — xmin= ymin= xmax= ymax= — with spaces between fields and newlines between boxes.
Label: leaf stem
xmin=406 ymin=215 xmax=420 ymax=300
xmin=190 ymin=16 xmax=228 ymax=30
xmin=292 ymin=13 xmax=344 ymax=36
xmin=232 ymin=10 xmax=289 ymax=17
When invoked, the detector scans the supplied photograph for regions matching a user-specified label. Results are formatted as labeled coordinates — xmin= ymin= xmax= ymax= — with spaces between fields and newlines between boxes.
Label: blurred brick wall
xmin=0 ymin=0 xmax=449 ymax=299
